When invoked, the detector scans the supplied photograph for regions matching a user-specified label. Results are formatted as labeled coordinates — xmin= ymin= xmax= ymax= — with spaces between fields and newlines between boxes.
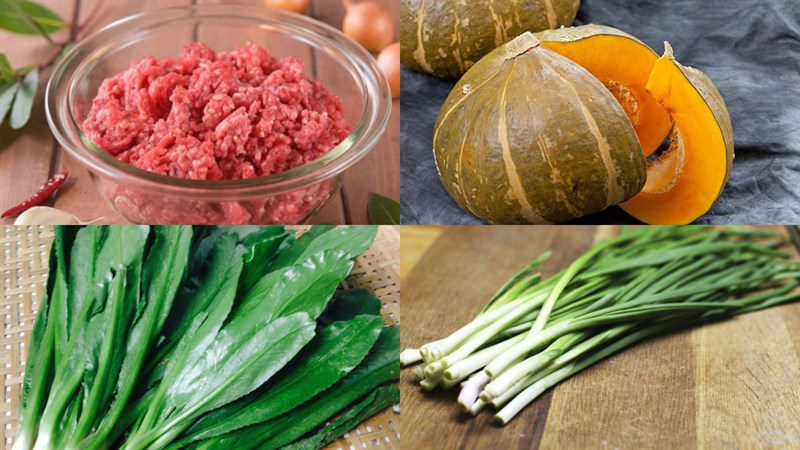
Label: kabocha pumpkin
xmin=401 ymin=0 xmax=581 ymax=79
xmin=433 ymin=32 xmax=647 ymax=224
xmin=621 ymin=43 xmax=734 ymax=224
xmin=536 ymin=25 xmax=673 ymax=155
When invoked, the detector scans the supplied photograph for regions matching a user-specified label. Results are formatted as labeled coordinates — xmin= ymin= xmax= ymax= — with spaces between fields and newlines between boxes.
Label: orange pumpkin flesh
xmin=621 ymin=43 xmax=735 ymax=224
xmin=537 ymin=25 xmax=673 ymax=156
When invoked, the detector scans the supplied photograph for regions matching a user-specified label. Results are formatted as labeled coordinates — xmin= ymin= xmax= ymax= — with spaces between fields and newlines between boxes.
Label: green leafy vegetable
xmin=14 ymin=225 xmax=393 ymax=450
xmin=269 ymin=225 xmax=377 ymax=270
xmin=368 ymin=193 xmax=400 ymax=225
xmin=237 ymin=226 xmax=292 ymax=296
xmin=78 ymin=227 xmax=193 ymax=449
xmin=320 ymin=289 xmax=383 ymax=325
xmin=284 ymin=385 xmax=399 ymax=450
xmin=147 ymin=232 xmax=245 ymax=378
xmin=0 ymin=0 xmax=64 ymax=37
xmin=9 ymin=68 xmax=37 ymax=129
xmin=125 ymin=313 xmax=317 ymax=450
xmin=32 ymin=226 xmax=150 ymax=450
xmin=193 ymin=325 xmax=400 ymax=450
xmin=0 ymin=81 xmax=20 ymax=125
xmin=177 ymin=314 xmax=385 ymax=444
xmin=235 ymin=250 xmax=356 ymax=325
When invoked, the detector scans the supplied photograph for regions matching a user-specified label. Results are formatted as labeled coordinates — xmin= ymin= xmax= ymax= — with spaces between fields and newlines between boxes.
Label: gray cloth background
xmin=400 ymin=0 xmax=800 ymax=224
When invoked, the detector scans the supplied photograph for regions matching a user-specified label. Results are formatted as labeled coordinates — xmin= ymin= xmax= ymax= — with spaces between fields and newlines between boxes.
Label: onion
xmin=342 ymin=0 xmax=394 ymax=52
xmin=263 ymin=0 xmax=310 ymax=14
xmin=377 ymin=42 xmax=400 ymax=98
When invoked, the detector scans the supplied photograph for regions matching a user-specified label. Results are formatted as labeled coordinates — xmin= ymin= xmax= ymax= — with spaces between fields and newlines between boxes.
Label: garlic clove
xmin=13 ymin=207 xmax=82 ymax=225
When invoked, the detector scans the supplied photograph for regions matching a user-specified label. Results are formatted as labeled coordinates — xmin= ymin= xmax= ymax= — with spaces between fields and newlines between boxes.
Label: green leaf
xmin=283 ymin=385 xmax=399 ymax=450
xmin=320 ymin=289 xmax=383 ymax=325
xmin=194 ymin=325 xmax=400 ymax=450
xmin=235 ymin=250 xmax=355 ymax=325
xmin=167 ymin=313 xmax=314 ymax=411
xmin=132 ymin=313 xmax=317 ymax=450
xmin=65 ymin=226 xmax=106 ymax=341
xmin=137 ymin=233 xmax=245 ymax=392
xmin=269 ymin=225 xmax=377 ymax=271
xmin=0 ymin=81 xmax=20 ymax=125
xmin=69 ymin=265 xmax=132 ymax=445
xmin=238 ymin=226 xmax=292 ymax=296
xmin=0 ymin=0 xmax=64 ymax=37
xmin=0 ymin=53 xmax=14 ymax=82
xmin=80 ymin=227 xmax=193 ymax=447
xmin=131 ymin=226 xmax=194 ymax=352
xmin=158 ymin=232 xmax=244 ymax=358
xmin=70 ymin=229 xmax=151 ymax=439
xmin=368 ymin=193 xmax=400 ymax=225
xmin=15 ymin=277 xmax=56 ymax=450
xmin=9 ymin=68 xmax=37 ymax=129
xmin=178 ymin=315 xmax=385 ymax=444
xmin=256 ymin=325 xmax=400 ymax=450
xmin=31 ymin=227 xmax=150 ymax=447
xmin=46 ymin=227 xmax=70 ymax=360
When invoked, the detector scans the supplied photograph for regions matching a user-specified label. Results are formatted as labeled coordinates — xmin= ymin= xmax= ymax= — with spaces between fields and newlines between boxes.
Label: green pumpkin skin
xmin=401 ymin=0 xmax=581 ymax=79
xmin=433 ymin=32 xmax=646 ymax=224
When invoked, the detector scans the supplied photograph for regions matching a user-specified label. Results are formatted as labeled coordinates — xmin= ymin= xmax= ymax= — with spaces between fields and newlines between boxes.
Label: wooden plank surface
xmin=0 ymin=0 xmax=399 ymax=225
xmin=400 ymin=226 xmax=800 ymax=450
xmin=399 ymin=225 xmax=442 ymax=282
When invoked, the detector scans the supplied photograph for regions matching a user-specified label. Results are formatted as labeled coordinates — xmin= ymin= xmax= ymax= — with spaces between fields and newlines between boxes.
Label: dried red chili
xmin=1 ymin=172 xmax=68 ymax=219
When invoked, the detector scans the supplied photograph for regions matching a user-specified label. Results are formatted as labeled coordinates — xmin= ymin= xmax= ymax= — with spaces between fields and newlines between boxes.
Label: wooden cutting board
xmin=400 ymin=226 xmax=800 ymax=450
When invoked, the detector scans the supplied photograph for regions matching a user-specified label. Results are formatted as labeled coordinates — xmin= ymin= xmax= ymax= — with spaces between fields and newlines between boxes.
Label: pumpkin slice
xmin=433 ymin=32 xmax=646 ymax=224
xmin=401 ymin=0 xmax=581 ymax=79
xmin=620 ymin=42 xmax=735 ymax=224
xmin=536 ymin=25 xmax=673 ymax=156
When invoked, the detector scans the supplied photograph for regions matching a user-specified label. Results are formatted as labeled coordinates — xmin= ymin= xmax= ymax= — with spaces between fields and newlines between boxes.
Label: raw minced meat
xmin=82 ymin=41 xmax=351 ymax=180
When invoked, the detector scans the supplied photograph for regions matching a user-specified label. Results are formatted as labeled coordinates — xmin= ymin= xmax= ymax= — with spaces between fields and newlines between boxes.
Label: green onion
xmin=402 ymin=226 xmax=799 ymax=425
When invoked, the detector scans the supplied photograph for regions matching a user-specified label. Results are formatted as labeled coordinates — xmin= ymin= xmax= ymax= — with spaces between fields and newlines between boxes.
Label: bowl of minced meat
xmin=83 ymin=41 xmax=350 ymax=181
xmin=46 ymin=5 xmax=391 ymax=224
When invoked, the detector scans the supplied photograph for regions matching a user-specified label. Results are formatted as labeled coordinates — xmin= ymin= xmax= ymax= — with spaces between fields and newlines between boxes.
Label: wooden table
xmin=400 ymin=226 xmax=800 ymax=450
xmin=0 ymin=0 xmax=399 ymax=225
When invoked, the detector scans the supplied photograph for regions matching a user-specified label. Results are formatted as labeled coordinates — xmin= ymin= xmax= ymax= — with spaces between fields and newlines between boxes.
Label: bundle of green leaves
xmin=402 ymin=226 xmax=800 ymax=424
xmin=14 ymin=225 xmax=399 ymax=450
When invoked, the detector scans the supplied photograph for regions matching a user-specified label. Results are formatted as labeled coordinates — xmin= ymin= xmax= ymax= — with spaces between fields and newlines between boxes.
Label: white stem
xmin=400 ymin=348 xmax=422 ymax=366
xmin=442 ymin=376 xmax=466 ymax=389
xmin=485 ymin=320 xmax=571 ymax=377
xmin=32 ymin=431 xmax=53 ymax=450
xmin=419 ymin=377 xmax=440 ymax=391
xmin=12 ymin=434 xmax=31 ymax=450
xmin=488 ymin=325 xmax=635 ymax=407
xmin=420 ymin=297 xmax=528 ymax=361
xmin=425 ymin=360 xmax=447 ymax=375
xmin=444 ymin=333 xmax=524 ymax=381
xmin=442 ymin=293 xmax=547 ymax=369
xmin=489 ymin=372 xmax=537 ymax=408
xmin=495 ymin=365 xmax=574 ymax=425
xmin=468 ymin=398 xmax=486 ymax=416
xmin=457 ymin=371 xmax=490 ymax=410
xmin=482 ymin=349 xmax=558 ymax=400
xmin=419 ymin=338 xmax=445 ymax=363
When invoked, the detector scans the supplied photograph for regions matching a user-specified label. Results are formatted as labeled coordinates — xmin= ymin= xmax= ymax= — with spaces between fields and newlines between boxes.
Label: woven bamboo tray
xmin=0 ymin=225 xmax=400 ymax=450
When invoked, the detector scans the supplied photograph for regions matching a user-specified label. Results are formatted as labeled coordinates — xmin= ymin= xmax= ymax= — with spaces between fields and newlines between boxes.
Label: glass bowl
xmin=46 ymin=4 xmax=391 ymax=224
